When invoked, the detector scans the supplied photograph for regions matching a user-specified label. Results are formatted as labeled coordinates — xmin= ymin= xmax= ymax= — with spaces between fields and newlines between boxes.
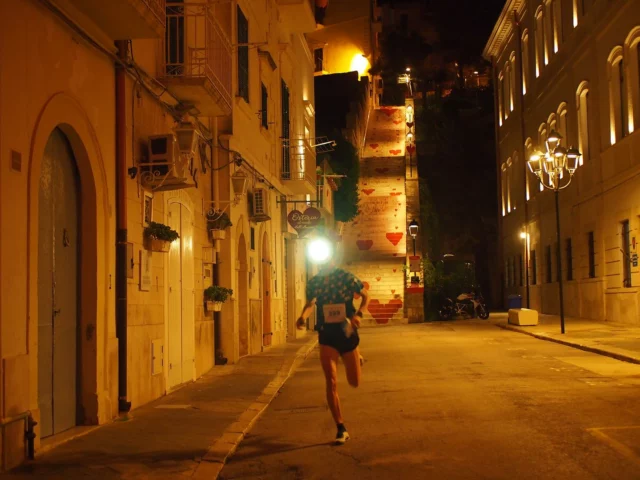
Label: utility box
xmin=508 ymin=308 xmax=539 ymax=326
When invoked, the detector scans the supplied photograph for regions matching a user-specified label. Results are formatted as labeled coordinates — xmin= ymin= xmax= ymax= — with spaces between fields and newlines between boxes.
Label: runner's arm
xmin=357 ymin=288 xmax=370 ymax=314
xmin=296 ymin=298 xmax=316 ymax=329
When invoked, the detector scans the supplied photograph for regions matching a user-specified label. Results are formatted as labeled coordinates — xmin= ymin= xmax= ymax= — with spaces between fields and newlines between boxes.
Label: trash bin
xmin=507 ymin=294 xmax=522 ymax=309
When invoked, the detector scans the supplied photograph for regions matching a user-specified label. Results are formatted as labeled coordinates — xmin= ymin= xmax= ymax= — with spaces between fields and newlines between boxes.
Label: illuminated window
xmin=237 ymin=6 xmax=249 ymax=102
xmin=522 ymin=31 xmax=530 ymax=94
xmin=572 ymin=0 xmax=579 ymax=27
xmin=543 ymin=1 xmax=552 ymax=64
xmin=535 ymin=8 xmax=545 ymax=76
xmin=504 ymin=63 xmax=511 ymax=118
xmin=525 ymin=138 xmax=533 ymax=200
xmin=552 ymin=0 xmax=562 ymax=52
xmin=538 ymin=124 xmax=547 ymax=191
xmin=507 ymin=157 xmax=513 ymax=213
xmin=576 ymin=82 xmax=590 ymax=164
xmin=498 ymin=73 xmax=505 ymax=126
xmin=501 ymin=163 xmax=507 ymax=216
xmin=624 ymin=27 xmax=640 ymax=134
xmin=509 ymin=52 xmax=516 ymax=111
xmin=608 ymin=47 xmax=627 ymax=144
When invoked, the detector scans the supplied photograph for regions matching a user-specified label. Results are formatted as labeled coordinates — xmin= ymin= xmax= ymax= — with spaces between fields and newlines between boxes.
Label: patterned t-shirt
xmin=306 ymin=267 xmax=364 ymax=330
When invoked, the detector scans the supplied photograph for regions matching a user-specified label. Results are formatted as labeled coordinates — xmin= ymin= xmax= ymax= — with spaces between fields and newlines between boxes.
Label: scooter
xmin=439 ymin=291 xmax=489 ymax=320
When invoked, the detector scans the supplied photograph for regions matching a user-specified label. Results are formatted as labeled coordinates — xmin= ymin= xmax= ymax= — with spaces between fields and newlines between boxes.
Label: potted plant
xmin=204 ymin=285 xmax=233 ymax=312
xmin=144 ymin=221 xmax=179 ymax=252
xmin=207 ymin=210 xmax=233 ymax=241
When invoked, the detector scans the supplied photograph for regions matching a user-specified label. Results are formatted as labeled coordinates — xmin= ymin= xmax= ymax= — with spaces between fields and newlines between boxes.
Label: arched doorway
xmin=261 ymin=232 xmax=272 ymax=347
xmin=237 ymin=234 xmax=249 ymax=357
xmin=38 ymin=128 xmax=80 ymax=438
xmin=167 ymin=200 xmax=195 ymax=390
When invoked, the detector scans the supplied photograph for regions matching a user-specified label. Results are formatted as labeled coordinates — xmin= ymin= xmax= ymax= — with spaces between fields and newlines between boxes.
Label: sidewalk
xmin=2 ymin=335 xmax=318 ymax=480
xmin=494 ymin=312 xmax=640 ymax=364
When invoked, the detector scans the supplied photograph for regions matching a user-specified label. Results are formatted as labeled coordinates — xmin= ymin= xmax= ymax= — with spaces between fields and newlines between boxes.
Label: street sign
xmin=632 ymin=253 xmax=638 ymax=267
xmin=287 ymin=207 xmax=321 ymax=236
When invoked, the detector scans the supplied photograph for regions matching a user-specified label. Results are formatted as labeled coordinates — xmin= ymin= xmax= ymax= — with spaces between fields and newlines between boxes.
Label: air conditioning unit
xmin=251 ymin=188 xmax=271 ymax=223
xmin=146 ymin=134 xmax=188 ymax=179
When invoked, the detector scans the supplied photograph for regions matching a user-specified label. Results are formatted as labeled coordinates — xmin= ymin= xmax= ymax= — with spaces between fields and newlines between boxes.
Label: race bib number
xmin=323 ymin=303 xmax=346 ymax=324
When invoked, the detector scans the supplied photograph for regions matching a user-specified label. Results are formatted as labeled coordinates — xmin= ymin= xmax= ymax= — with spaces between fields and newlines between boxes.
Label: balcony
xmin=68 ymin=0 xmax=165 ymax=39
xmin=159 ymin=2 xmax=233 ymax=116
xmin=277 ymin=0 xmax=316 ymax=34
xmin=281 ymin=139 xmax=316 ymax=195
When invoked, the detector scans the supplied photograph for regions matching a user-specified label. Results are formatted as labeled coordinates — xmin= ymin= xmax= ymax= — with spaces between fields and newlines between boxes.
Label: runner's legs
xmin=341 ymin=346 xmax=361 ymax=387
xmin=320 ymin=344 xmax=343 ymax=424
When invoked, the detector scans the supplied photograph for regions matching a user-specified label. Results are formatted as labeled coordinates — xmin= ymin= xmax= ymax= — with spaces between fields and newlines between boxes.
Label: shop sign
xmin=287 ymin=207 xmax=322 ymax=236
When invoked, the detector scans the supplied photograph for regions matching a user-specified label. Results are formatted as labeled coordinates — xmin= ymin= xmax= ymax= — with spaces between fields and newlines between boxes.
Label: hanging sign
xmin=288 ymin=207 xmax=322 ymax=236
xmin=409 ymin=255 xmax=422 ymax=272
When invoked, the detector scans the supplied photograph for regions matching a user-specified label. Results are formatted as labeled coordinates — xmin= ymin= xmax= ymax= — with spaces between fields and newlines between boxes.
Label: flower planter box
xmin=206 ymin=301 xmax=223 ymax=312
xmin=145 ymin=237 xmax=170 ymax=253
xmin=210 ymin=229 xmax=226 ymax=241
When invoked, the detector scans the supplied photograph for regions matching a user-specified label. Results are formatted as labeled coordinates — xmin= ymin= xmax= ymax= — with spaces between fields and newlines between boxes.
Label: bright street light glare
xmin=307 ymin=237 xmax=333 ymax=264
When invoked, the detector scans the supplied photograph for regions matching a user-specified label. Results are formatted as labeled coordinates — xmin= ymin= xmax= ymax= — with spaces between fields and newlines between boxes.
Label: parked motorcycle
xmin=439 ymin=291 xmax=489 ymax=320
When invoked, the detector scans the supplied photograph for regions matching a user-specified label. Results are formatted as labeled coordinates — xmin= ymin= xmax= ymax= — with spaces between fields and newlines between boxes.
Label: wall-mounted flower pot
xmin=206 ymin=301 xmax=223 ymax=312
xmin=145 ymin=237 xmax=170 ymax=253
xmin=210 ymin=229 xmax=226 ymax=241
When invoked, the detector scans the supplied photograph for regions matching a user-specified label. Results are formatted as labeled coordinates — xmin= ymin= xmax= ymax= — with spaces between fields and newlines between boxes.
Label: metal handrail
xmin=141 ymin=0 xmax=166 ymax=27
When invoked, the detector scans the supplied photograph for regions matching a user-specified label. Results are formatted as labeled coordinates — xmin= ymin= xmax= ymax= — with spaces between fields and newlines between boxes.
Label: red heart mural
xmin=363 ymin=189 xmax=375 ymax=195
xmin=375 ymin=168 xmax=389 ymax=174
xmin=363 ymin=281 xmax=370 ymax=290
xmin=386 ymin=232 xmax=403 ymax=246
xmin=393 ymin=120 xmax=402 ymax=125
xmin=367 ymin=299 xmax=404 ymax=324
xmin=376 ymin=277 xmax=381 ymax=282
xmin=356 ymin=240 xmax=373 ymax=250
xmin=390 ymin=192 xmax=402 ymax=197
xmin=389 ymin=149 xmax=401 ymax=155
xmin=393 ymin=269 xmax=397 ymax=273
xmin=407 ymin=145 xmax=416 ymax=154
xmin=370 ymin=143 xmax=379 ymax=149
xmin=391 ymin=289 xmax=396 ymax=294
xmin=395 ymin=226 xmax=399 ymax=230
xmin=393 ymin=253 xmax=398 ymax=257
xmin=381 ymin=107 xmax=398 ymax=117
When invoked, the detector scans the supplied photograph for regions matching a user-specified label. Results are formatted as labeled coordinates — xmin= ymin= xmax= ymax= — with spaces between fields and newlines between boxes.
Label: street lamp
xmin=409 ymin=219 xmax=419 ymax=256
xmin=520 ymin=230 xmax=530 ymax=309
xmin=527 ymin=130 xmax=581 ymax=334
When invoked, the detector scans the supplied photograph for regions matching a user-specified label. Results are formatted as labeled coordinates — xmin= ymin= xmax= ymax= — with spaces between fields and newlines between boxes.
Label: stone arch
xmin=28 ymin=92 xmax=111 ymax=426
xmin=237 ymin=233 xmax=249 ymax=357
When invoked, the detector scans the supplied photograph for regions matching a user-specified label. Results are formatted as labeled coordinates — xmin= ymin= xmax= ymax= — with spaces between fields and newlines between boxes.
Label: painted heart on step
xmin=370 ymin=143 xmax=379 ymax=149
xmin=363 ymin=189 xmax=375 ymax=195
xmin=390 ymin=192 xmax=402 ymax=197
xmin=356 ymin=240 xmax=373 ymax=250
xmin=389 ymin=149 xmax=402 ymax=155
xmin=386 ymin=232 xmax=404 ymax=246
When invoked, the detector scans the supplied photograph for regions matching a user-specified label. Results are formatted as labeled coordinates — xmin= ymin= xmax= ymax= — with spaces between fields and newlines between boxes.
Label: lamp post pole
xmin=527 ymin=130 xmax=580 ymax=335
xmin=555 ymin=190 xmax=566 ymax=334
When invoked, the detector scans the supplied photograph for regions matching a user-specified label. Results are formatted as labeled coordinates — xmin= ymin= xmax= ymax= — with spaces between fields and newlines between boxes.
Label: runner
xmin=296 ymin=237 xmax=370 ymax=445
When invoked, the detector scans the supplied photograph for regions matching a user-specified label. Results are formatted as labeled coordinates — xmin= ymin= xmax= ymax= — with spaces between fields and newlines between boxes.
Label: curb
xmin=496 ymin=323 xmax=640 ymax=365
xmin=192 ymin=336 xmax=319 ymax=480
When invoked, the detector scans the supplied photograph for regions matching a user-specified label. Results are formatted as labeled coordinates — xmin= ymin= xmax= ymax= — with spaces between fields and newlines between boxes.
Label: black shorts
xmin=318 ymin=322 xmax=360 ymax=355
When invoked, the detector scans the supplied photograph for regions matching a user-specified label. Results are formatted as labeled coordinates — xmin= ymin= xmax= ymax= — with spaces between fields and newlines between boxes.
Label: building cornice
xmin=482 ymin=0 xmax=526 ymax=60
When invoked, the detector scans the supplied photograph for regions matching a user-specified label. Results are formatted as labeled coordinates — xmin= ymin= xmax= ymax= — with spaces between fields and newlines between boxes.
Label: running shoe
xmin=335 ymin=426 xmax=350 ymax=445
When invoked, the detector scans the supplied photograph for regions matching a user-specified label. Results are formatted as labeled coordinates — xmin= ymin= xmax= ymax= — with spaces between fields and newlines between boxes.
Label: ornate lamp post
xmin=527 ymin=130 xmax=581 ymax=334
xmin=409 ymin=219 xmax=419 ymax=256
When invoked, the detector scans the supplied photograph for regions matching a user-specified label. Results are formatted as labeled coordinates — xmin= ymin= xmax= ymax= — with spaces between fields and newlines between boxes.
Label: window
xmin=531 ymin=250 xmax=537 ymax=285
xmin=522 ymin=31 xmax=530 ymax=95
xmin=566 ymin=239 xmax=573 ymax=280
xmin=588 ymin=231 xmax=595 ymax=278
xmin=250 ymin=227 xmax=255 ymax=250
xmin=552 ymin=0 xmax=562 ymax=52
xmin=525 ymin=138 xmax=533 ymax=200
xmin=314 ymin=48 xmax=324 ymax=73
xmin=622 ymin=220 xmax=632 ymax=287
xmin=261 ymin=83 xmax=268 ymax=129
xmin=546 ymin=245 xmax=552 ymax=283
xmin=519 ymin=254 xmax=524 ymax=286
xmin=608 ymin=48 xmax=627 ymax=144
xmin=509 ymin=53 xmax=516 ymax=111
xmin=281 ymin=80 xmax=290 ymax=178
xmin=504 ymin=63 xmax=511 ymax=118
xmin=237 ymin=6 xmax=249 ymax=102
xmin=498 ymin=73 xmax=505 ymax=125
xmin=544 ymin=0 xmax=553 ymax=62
xmin=577 ymin=82 xmax=590 ymax=164
xmin=535 ymin=8 xmax=545 ymax=76
xmin=572 ymin=0 xmax=579 ymax=27
xmin=625 ymin=29 xmax=640 ymax=134
xmin=557 ymin=103 xmax=568 ymax=144
xmin=505 ymin=158 xmax=512 ymax=213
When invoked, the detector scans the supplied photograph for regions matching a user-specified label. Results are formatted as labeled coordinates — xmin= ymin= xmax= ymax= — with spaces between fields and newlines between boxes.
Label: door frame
xmin=28 ymin=93 xmax=111 ymax=431
xmin=261 ymin=230 xmax=272 ymax=347
xmin=163 ymin=191 xmax=196 ymax=392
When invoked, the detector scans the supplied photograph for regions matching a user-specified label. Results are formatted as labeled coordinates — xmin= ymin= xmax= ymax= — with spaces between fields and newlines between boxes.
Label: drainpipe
xmin=514 ymin=10 xmax=530 ymax=309
xmin=491 ymin=56 xmax=504 ymax=309
xmin=115 ymin=40 xmax=131 ymax=413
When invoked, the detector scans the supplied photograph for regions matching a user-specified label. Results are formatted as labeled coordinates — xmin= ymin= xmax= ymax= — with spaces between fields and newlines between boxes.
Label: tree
xmin=318 ymin=132 xmax=360 ymax=223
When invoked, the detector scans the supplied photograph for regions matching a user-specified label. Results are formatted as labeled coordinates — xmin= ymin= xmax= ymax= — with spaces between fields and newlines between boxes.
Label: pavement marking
xmin=587 ymin=427 xmax=640 ymax=468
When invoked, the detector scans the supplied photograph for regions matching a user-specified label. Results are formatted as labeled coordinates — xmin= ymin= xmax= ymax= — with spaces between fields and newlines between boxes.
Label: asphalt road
xmin=220 ymin=319 xmax=640 ymax=480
